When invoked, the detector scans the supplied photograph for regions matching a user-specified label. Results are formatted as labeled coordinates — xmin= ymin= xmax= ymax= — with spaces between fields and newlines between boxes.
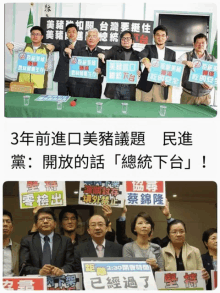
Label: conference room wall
xmin=5 ymin=3 xmax=217 ymax=104
xmin=3 ymin=181 xmax=216 ymax=255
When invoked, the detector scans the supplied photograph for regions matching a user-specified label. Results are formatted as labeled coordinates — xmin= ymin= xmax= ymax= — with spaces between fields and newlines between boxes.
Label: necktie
xmin=96 ymin=245 xmax=104 ymax=258
xmin=42 ymin=236 xmax=51 ymax=266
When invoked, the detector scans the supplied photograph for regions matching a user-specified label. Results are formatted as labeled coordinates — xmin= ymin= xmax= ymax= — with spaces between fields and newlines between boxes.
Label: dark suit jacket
xmin=53 ymin=39 xmax=85 ymax=83
xmin=19 ymin=232 xmax=74 ymax=275
xmin=202 ymin=252 xmax=214 ymax=290
xmin=137 ymin=45 xmax=176 ymax=99
xmin=103 ymin=45 xmax=141 ymax=100
xmin=74 ymin=239 xmax=122 ymax=272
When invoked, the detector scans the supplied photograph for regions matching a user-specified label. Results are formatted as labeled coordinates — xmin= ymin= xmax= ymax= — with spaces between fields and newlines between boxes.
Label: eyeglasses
xmin=38 ymin=217 xmax=54 ymax=222
xmin=89 ymin=223 xmax=106 ymax=228
xmin=31 ymin=33 xmax=42 ymax=37
xmin=121 ymin=37 xmax=132 ymax=41
xmin=170 ymin=231 xmax=185 ymax=235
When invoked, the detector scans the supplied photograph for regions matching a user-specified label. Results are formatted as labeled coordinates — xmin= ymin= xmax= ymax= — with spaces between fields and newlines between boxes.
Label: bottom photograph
xmin=2 ymin=181 xmax=217 ymax=290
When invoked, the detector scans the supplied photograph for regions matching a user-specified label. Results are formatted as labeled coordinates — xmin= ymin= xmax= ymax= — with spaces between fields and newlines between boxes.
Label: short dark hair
xmin=3 ymin=209 xmax=13 ymax=222
xmin=34 ymin=207 xmax=56 ymax=224
xmin=167 ymin=219 xmax=187 ymax=235
xmin=131 ymin=212 xmax=154 ymax=236
xmin=59 ymin=206 xmax=78 ymax=222
xmin=120 ymin=30 xmax=135 ymax=42
xmin=66 ymin=23 xmax=78 ymax=32
xmin=153 ymin=25 xmax=168 ymax=36
xmin=30 ymin=26 xmax=44 ymax=37
xmin=202 ymin=228 xmax=217 ymax=249
xmin=194 ymin=33 xmax=208 ymax=43
xmin=87 ymin=214 xmax=108 ymax=226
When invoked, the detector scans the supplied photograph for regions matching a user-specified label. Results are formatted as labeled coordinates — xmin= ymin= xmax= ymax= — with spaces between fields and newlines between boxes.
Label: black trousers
xmin=75 ymin=82 xmax=102 ymax=98
xmin=34 ymin=88 xmax=46 ymax=95
xmin=58 ymin=80 xmax=76 ymax=97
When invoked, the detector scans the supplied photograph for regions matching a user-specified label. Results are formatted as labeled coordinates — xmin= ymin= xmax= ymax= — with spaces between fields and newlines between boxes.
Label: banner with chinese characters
xmin=189 ymin=59 xmax=217 ymax=87
xmin=147 ymin=59 xmax=184 ymax=87
xmin=16 ymin=52 xmax=47 ymax=75
xmin=79 ymin=181 xmax=124 ymax=207
xmin=155 ymin=271 xmax=206 ymax=290
xmin=40 ymin=17 xmax=153 ymax=46
xmin=211 ymin=270 xmax=217 ymax=290
xmin=69 ymin=56 xmax=98 ymax=79
xmin=82 ymin=258 xmax=157 ymax=290
xmin=3 ymin=277 xmax=46 ymax=290
xmin=47 ymin=273 xmax=82 ymax=290
xmin=125 ymin=181 xmax=165 ymax=206
xmin=19 ymin=181 xmax=66 ymax=209
xmin=106 ymin=60 xmax=139 ymax=84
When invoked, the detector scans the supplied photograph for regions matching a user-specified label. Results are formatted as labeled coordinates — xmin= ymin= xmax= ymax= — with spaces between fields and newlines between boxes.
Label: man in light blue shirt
xmin=3 ymin=210 xmax=20 ymax=276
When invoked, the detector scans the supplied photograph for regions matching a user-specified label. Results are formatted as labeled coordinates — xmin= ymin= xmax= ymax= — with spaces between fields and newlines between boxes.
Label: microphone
xmin=70 ymin=99 xmax=77 ymax=107
xmin=19 ymin=261 xmax=26 ymax=276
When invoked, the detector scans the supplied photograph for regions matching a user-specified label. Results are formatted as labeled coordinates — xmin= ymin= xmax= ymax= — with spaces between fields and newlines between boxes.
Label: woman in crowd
xmin=202 ymin=228 xmax=217 ymax=290
xmin=162 ymin=219 xmax=209 ymax=280
xmin=123 ymin=212 xmax=164 ymax=271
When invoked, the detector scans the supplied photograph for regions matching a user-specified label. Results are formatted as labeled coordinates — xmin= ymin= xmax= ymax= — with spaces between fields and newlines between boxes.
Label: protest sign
xmin=19 ymin=181 xmax=66 ymax=209
xmin=155 ymin=270 xmax=206 ymax=290
xmin=125 ymin=181 xmax=165 ymax=206
xmin=69 ymin=56 xmax=98 ymax=79
xmin=106 ymin=60 xmax=139 ymax=84
xmin=189 ymin=59 xmax=217 ymax=86
xmin=79 ymin=181 xmax=124 ymax=207
xmin=16 ymin=52 xmax=47 ymax=75
xmin=147 ymin=59 xmax=184 ymax=87
xmin=3 ymin=277 xmax=46 ymax=290
xmin=47 ymin=273 xmax=82 ymax=290
xmin=82 ymin=258 xmax=157 ymax=290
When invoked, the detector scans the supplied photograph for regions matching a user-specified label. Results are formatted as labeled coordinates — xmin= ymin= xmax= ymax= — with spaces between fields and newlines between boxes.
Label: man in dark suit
xmin=74 ymin=214 xmax=122 ymax=272
xmin=137 ymin=25 xmax=176 ymax=103
xmin=3 ymin=210 xmax=20 ymax=276
xmin=19 ymin=207 xmax=74 ymax=276
xmin=46 ymin=24 xmax=84 ymax=96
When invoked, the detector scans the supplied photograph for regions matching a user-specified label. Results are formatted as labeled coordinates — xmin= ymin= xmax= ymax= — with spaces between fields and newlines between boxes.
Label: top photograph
xmin=4 ymin=3 xmax=217 ymax=118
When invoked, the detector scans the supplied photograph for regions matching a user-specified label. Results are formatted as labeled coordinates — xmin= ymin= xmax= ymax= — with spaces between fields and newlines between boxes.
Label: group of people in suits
xmin=3 ymin=200 xmax=217 ymax=290
xmin=6 ymin=22 xmax=215 ymax=105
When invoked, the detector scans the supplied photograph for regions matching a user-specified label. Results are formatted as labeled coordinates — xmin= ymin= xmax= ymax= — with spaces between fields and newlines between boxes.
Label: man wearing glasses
xmin=98 ymin=30 xmax=140 ymax=101
xmin=6 ymin=26 xmax=54 ymax=94
xmin=74 ymin=214 xmax=122 ymax=272
xmin=3 ymin=210 xmax=20 ymax=276
xmin=19 ymin=207 xmax=74 ymax=276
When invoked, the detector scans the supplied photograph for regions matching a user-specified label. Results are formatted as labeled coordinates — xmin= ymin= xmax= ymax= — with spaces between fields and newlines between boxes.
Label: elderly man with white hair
xmin=65 ymin=28 xmax=105 ymax=99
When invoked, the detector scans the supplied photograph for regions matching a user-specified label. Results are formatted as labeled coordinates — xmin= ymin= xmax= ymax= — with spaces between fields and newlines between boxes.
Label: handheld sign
xmin=147 ymin=59 xmax=184 ymax=87
xmin=82 ymin=258 xmax=157 ymax=290
xmin=125 ymin=181 xmax=166 ymax=206
xmin=19 ymin=181 xmax=66 ymax=209
xmin=79 ymin=181 xmax=124 ymax=207
xmin=155 ymin=270 xmax=206 ymax=290
xmin=69 ymin=56 xmax=98 ymax=79
xmin=189 ymin=59 xmax=217 ymax=87
xmin=17 ymin=52 xmax=47 ymax=75
xmin=106 ymin=60 xmax=139 ymax=84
